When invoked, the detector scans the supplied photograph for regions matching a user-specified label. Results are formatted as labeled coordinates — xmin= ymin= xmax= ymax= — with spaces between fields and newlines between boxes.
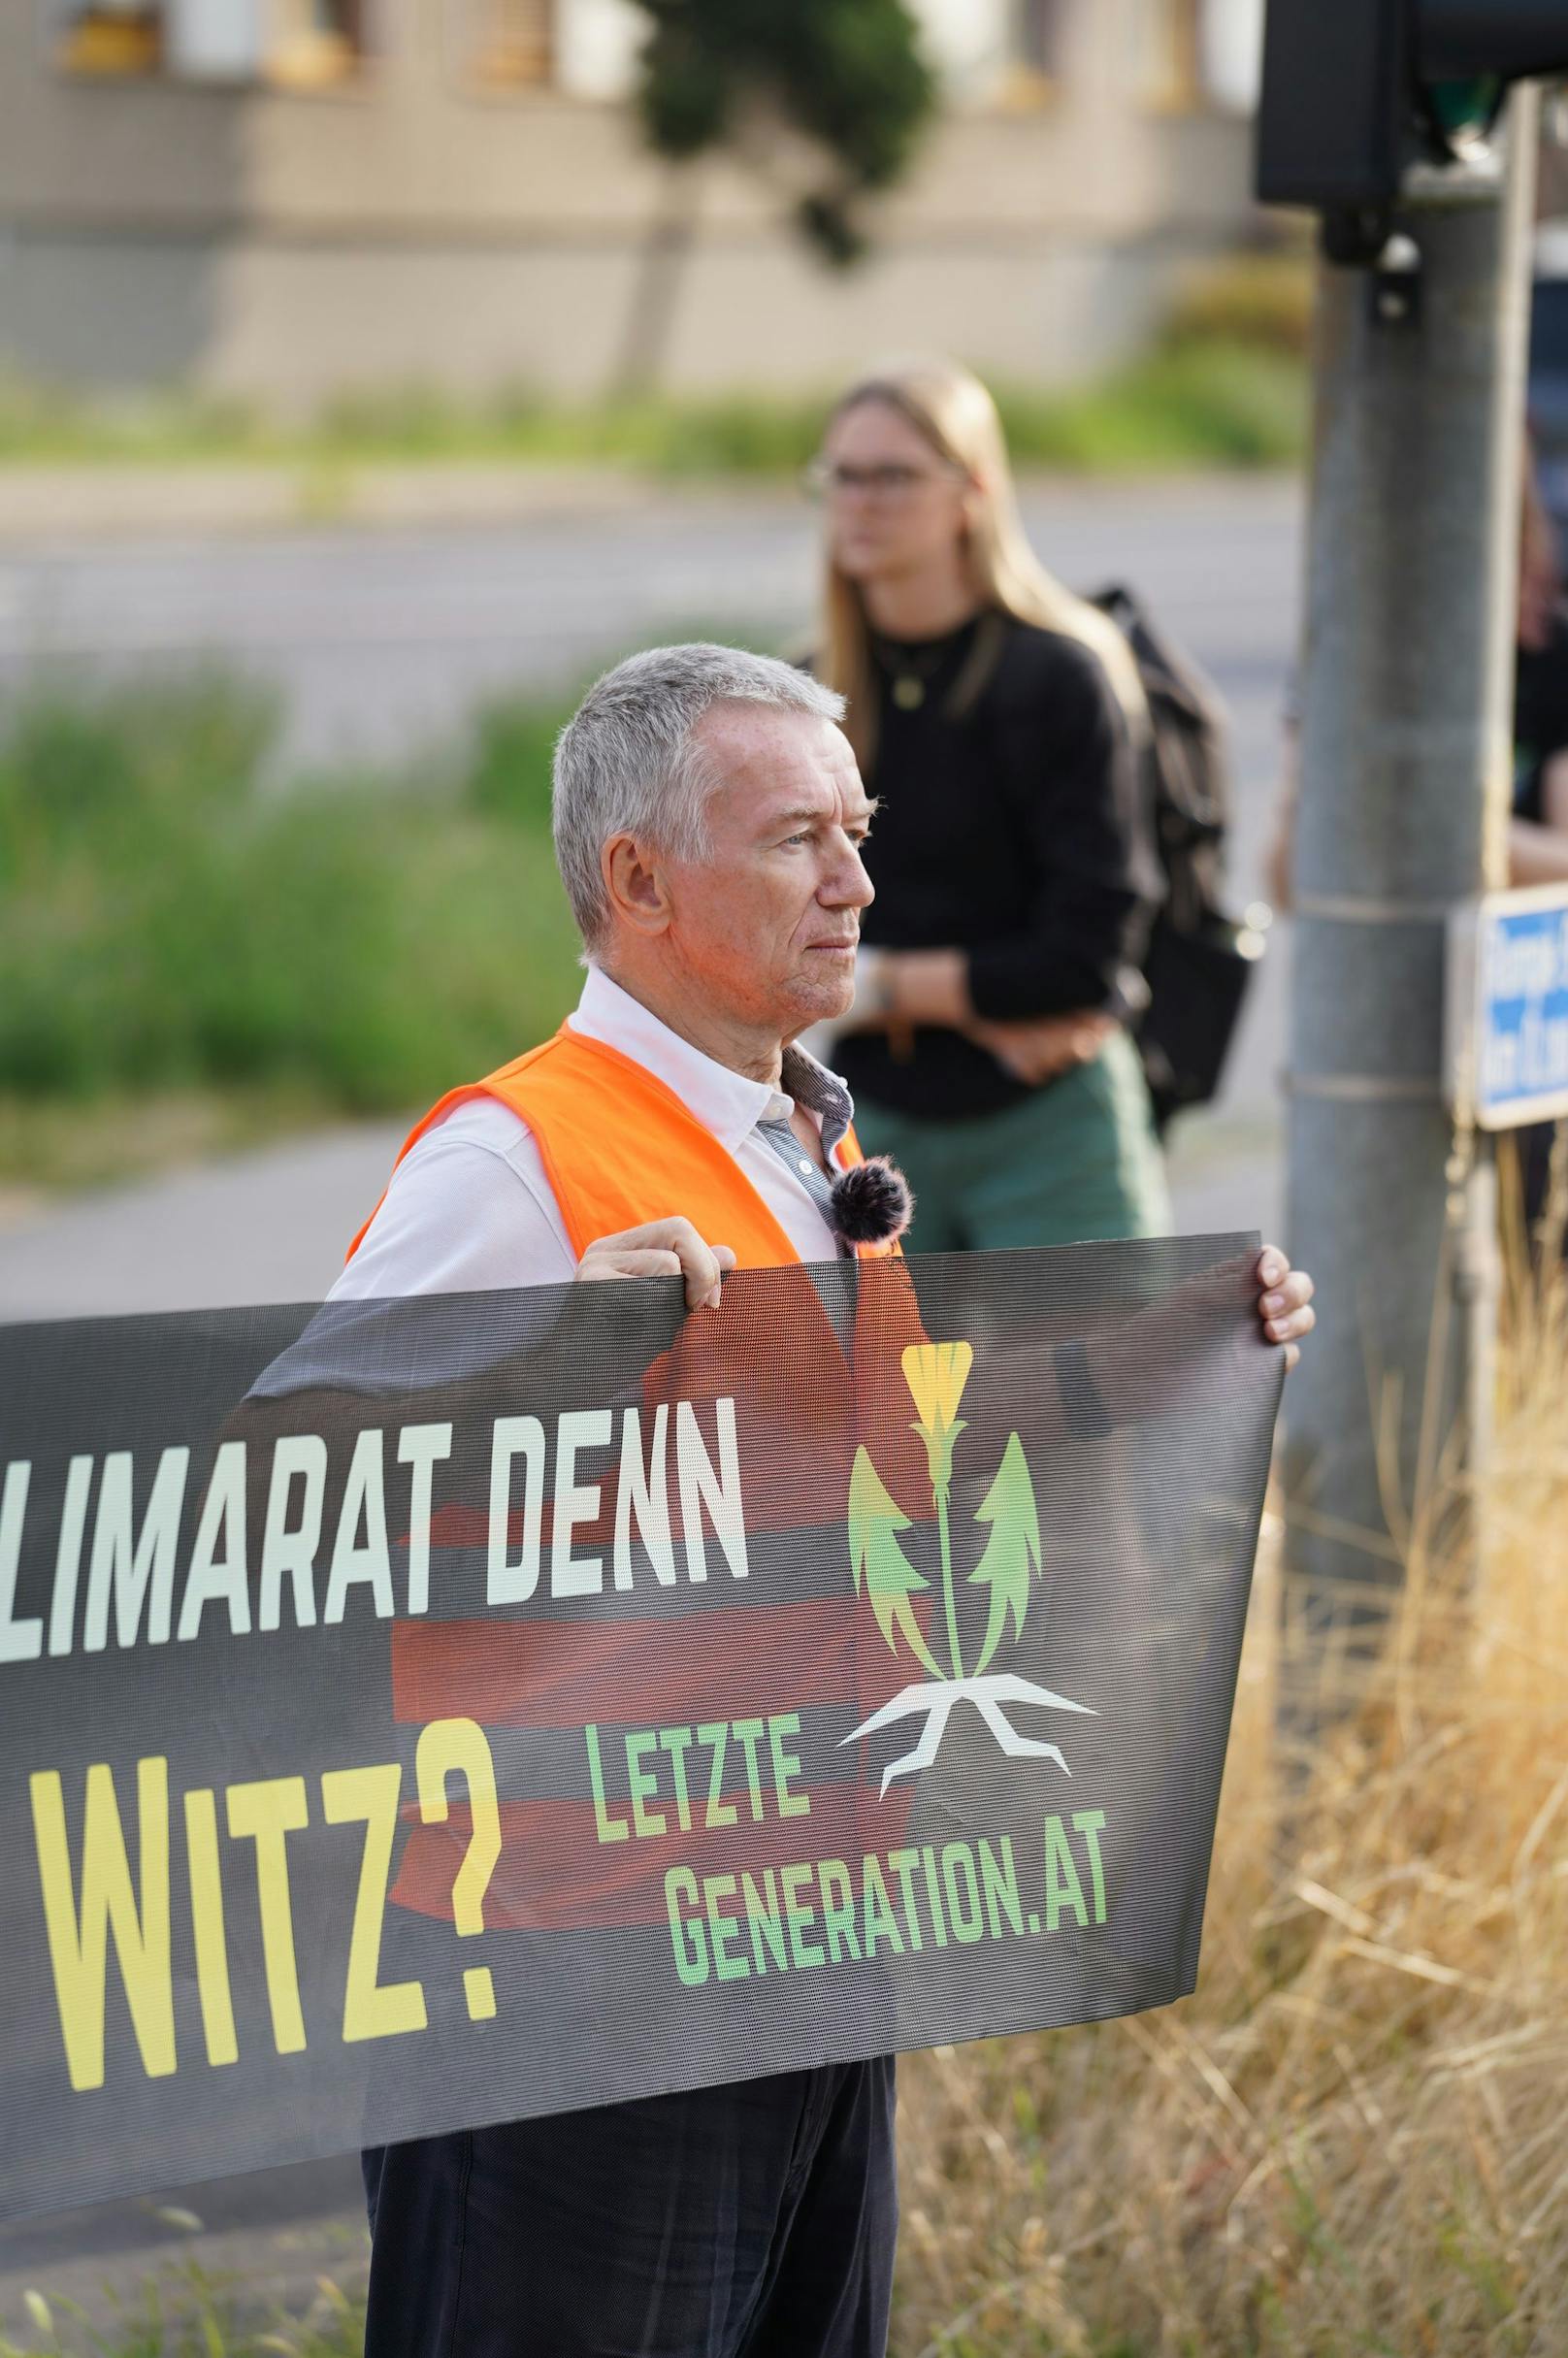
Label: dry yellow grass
xmin=892 ymin=1268 xmax=1568 ymax=2358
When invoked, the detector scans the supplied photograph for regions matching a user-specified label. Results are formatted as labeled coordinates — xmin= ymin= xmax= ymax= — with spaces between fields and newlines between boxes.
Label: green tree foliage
xmin=629 ymin=0 xmax=938 ymax=265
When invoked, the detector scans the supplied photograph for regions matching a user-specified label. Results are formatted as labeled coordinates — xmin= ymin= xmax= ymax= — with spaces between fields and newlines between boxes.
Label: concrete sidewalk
xmin=0 ymin=463 xmax=1298 ymax=547
xmin=0 ymin=461 xmax=659 ymax=544
xmin=0 ymin=1121 xmax=407 ymax=1321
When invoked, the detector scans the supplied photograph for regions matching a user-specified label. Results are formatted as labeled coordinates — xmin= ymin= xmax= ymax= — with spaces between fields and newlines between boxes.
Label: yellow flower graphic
xmin=845 ymin=1334 xmax=1087 ymax=1764
xmin=901 ymin=1340 xmax=973 ymax=1496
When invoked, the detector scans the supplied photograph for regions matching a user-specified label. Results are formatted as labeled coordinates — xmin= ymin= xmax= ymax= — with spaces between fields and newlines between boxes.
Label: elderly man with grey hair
xmin=337 ymin=641 xmax=1315 ymax=2357
xmin=339 ymin=642 xmax=877 ymax=1309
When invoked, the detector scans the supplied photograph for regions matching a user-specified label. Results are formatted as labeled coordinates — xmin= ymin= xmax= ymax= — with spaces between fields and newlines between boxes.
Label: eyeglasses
xmin=800 ymin=457 xmax=959 ymax=503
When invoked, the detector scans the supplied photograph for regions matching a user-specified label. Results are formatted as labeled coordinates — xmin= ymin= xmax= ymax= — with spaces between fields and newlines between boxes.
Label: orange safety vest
xmin=347 ymin=1028 xmax=933 ymax=1933
xmin=346 ymin=1025 xmax=902 ymax=1272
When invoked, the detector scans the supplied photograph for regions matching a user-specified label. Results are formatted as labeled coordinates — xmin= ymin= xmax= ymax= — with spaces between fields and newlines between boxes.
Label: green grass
xmin=997 ymin=342 xmax=1306 ymax=472
xmin=0 ymin=670 xmax=584 ymax=1130
xmin=0 ymin=2262 xmax=365 ymax=2356
xmin=0 ymin=341 xmax=1306 ymax=478
xmin=1163 ymin=250 xmax=1314 ymax=359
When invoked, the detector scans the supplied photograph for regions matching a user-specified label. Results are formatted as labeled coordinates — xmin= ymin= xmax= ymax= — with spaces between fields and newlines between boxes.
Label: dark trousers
xmin=360 ymin=2060 xmax=898 ymax=2358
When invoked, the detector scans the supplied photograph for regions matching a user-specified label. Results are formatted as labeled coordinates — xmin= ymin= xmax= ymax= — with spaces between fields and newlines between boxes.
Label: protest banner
xmin=0 ymin=1237 xmax=1280 ymax=2224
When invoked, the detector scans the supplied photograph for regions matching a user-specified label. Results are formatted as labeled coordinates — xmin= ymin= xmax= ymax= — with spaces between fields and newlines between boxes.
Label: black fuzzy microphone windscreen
xmin=829 ymin=1156 xmax=914 ymax=1248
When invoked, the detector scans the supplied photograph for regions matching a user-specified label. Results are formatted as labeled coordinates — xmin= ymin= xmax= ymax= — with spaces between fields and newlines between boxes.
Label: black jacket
xmin=836 ymin=609 xmax=1161 ymax=1122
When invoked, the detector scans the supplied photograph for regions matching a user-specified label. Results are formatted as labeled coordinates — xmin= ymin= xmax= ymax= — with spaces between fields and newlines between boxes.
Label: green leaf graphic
xmin=967 ymin=1431 xmax=1043 ymax=1676
xmin=848 ymin=1446 xmax=945 ymax=1681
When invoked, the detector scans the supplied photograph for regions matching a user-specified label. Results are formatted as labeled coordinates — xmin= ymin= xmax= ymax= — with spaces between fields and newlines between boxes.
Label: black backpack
xmin=1090 ymin=584 xmax=1262 ymax=1133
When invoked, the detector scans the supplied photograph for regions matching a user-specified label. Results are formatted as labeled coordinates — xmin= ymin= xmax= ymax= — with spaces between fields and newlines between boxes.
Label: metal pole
xmin=1281 ymin=91 xmax=1539 ymax=1699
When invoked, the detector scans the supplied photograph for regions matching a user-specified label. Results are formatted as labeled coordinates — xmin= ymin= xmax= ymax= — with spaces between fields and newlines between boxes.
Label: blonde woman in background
xmin=809 ymin=355 xmax=1170 ymax=1249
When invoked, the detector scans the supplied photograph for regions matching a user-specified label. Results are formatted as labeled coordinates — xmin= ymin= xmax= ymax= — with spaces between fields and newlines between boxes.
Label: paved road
xmin=0 ymin=479 xmax=1295 ymax=2320
xmin=0 ymin=475 xmax=1298 ymax=797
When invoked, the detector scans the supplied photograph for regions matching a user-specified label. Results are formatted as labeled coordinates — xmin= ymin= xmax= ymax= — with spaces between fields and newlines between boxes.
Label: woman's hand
xmin=848 ymin=952 xmax=1112 ymax=1088
xmin=968 ymin=1009 xmax=1113 ymax=1086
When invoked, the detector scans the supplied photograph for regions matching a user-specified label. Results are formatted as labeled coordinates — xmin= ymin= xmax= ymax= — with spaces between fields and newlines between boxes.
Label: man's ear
xmin=603 ymin=833 xmax=673 ymax=939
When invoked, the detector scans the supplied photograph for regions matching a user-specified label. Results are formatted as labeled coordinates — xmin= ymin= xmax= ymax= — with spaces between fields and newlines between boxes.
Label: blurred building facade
xmin=0 ymin=0 xmax=1267 ymax=405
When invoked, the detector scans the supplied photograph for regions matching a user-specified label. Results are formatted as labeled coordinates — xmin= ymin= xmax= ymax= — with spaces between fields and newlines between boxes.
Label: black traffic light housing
xmin=1421 ymin=2 xmax=1568 ymax=80
xmin=1257 ymin=0 xmax=1568 ymax=265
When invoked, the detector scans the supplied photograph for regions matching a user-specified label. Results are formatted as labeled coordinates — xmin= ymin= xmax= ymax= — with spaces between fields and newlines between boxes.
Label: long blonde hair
xmin=816 ymin=354 xmax=1147 ymax=768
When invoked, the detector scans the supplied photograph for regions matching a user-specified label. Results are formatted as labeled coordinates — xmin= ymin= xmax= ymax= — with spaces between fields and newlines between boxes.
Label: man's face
xmin=659 ymin=703 xmax=876 ymax=1038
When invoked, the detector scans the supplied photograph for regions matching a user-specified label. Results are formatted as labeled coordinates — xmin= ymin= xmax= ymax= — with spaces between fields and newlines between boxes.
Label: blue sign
xmin=1448 ymin=889 xmax=1568 ymax=1130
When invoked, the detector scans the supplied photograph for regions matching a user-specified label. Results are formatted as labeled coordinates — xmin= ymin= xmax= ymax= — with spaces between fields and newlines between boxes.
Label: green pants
xmin=853 ymin=1030 xmax=1171 ymax=1254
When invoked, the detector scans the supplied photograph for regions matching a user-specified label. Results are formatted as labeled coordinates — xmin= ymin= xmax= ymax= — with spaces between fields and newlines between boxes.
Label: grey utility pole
xmin=1282 ymin=90 xmax=1540 ymax=1681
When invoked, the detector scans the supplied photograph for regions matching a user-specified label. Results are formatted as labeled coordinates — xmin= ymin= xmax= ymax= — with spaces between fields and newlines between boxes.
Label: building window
xmin=55 ymin=0 xmax=161 ymax=75
xmin=1199 ymin=0 xmax=1264 ymax=114
xmin=266 ymin=0 xmax=367 ymax=86
xmin=456 ymin=0 xmax=552 ymax=86
xmin=990 ymin=0 xmax=1066 ymax=106
xmin=1131 ymin=0 xmax=1201 ymax=110
xmin=54 ymin=0 xmax=368 ymax=82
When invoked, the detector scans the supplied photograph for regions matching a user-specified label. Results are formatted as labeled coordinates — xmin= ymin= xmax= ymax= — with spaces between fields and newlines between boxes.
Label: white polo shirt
xmin=330 ymin=966 xmax=847 ymax=1300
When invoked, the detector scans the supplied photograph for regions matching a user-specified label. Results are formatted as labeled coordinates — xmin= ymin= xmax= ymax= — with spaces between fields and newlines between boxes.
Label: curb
xmin=0 ymin=462 xmax=663 ymax=543
xmin=0 ymin=466 xmax=1300 ymax=546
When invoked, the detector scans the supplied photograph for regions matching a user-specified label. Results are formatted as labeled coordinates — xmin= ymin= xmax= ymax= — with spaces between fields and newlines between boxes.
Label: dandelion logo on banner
xmin=843 ymin=1341 xmax=1094 ymax=1796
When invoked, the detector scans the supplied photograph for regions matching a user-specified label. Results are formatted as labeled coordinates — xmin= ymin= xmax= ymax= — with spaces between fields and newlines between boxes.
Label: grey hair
xmin=552 ymin=641 xmax=846 ymax=953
